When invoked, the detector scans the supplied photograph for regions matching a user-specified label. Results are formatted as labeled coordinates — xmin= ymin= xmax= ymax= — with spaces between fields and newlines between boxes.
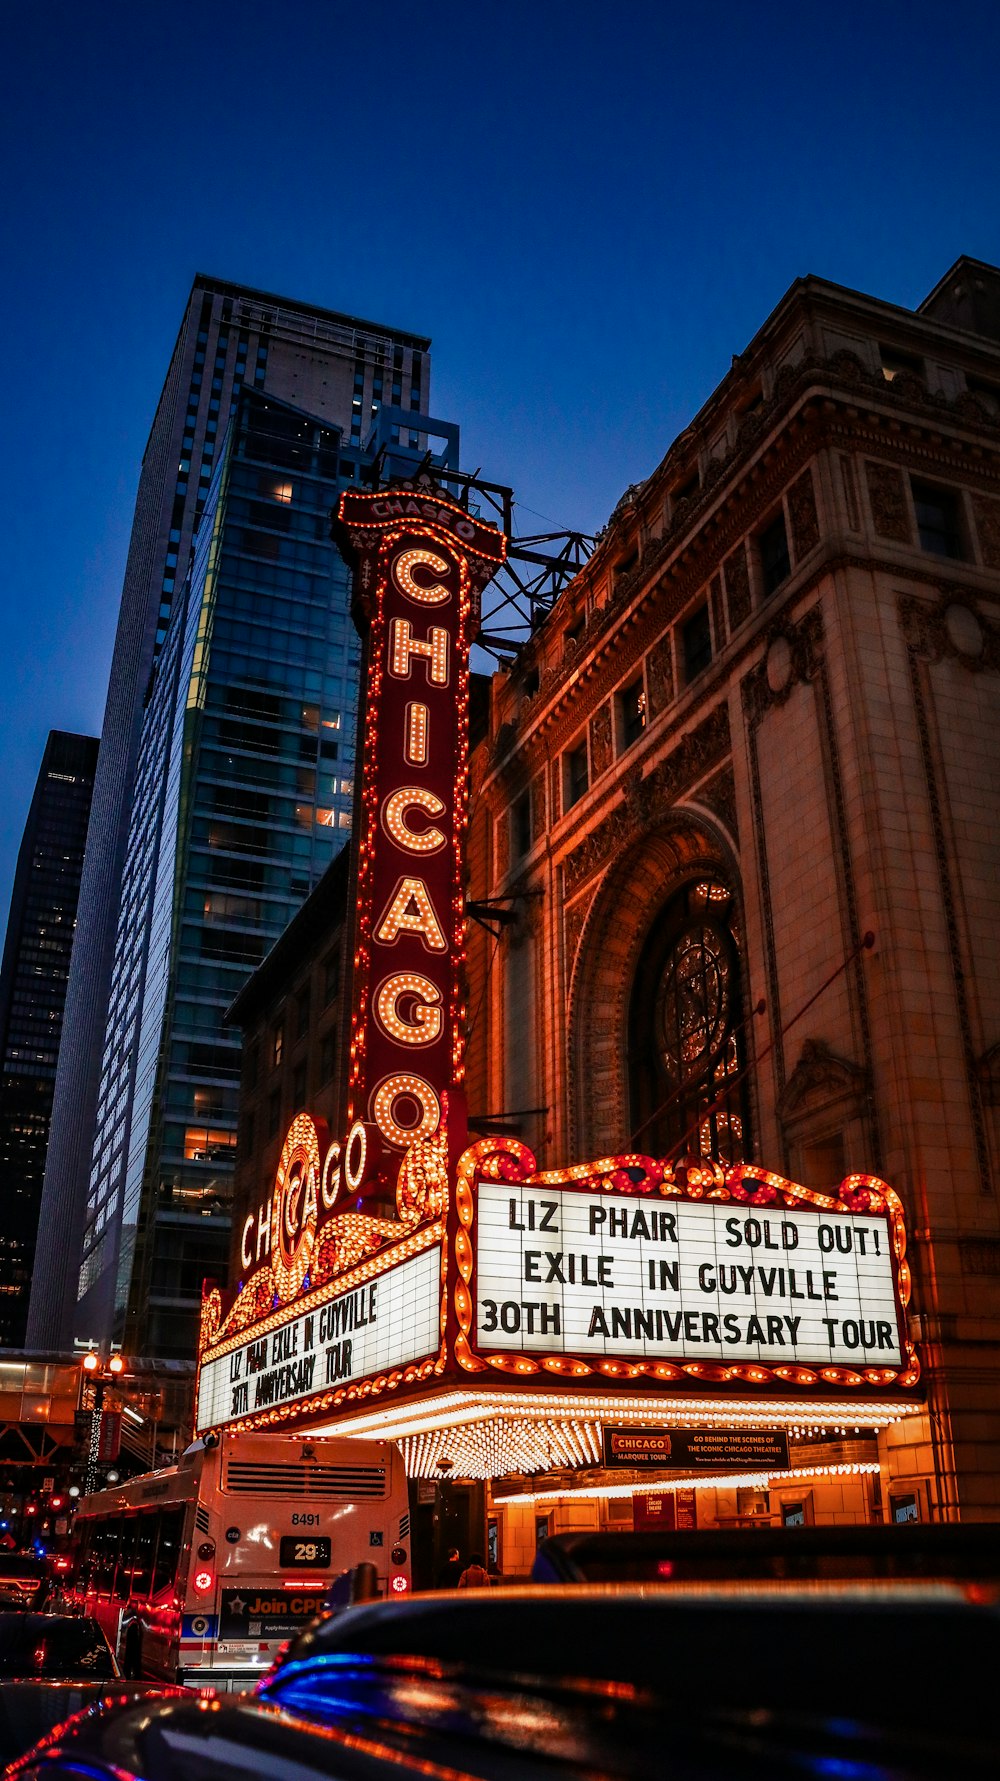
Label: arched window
xmin=627 ymin=877 xmax=752 ymax=1163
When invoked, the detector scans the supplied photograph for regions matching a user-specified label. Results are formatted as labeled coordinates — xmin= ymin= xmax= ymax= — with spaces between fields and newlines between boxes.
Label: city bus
xmin=67 ymin=1432 xmax=411 ymax=1687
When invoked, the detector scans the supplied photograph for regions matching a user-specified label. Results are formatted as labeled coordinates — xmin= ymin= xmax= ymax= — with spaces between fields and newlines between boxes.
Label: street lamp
xmin=79 ymin=1352 xmax=130 ymax=1496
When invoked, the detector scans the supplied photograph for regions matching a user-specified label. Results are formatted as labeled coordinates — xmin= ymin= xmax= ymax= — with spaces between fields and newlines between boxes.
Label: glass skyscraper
xmin=76 ymin=393 xmax=370 ymax=1355
xmin=30 ymin=277 xmax=432 ymax=1352
xmin=0 ymin=732 xmax=98 ymax=1346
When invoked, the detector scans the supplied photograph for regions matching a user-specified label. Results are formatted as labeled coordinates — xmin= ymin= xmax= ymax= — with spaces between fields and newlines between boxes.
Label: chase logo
xmin=183 ymin=1613 xmax=218 ymax=1640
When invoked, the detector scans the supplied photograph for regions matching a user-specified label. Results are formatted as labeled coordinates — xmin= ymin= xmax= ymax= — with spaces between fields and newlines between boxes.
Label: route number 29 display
xmin=279 ymin=1535 xmax=332 ymax=1567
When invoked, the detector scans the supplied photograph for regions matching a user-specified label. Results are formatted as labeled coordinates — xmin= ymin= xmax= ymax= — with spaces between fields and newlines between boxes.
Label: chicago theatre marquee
xmin=197 ymin=475 xmax=925 ymax=1572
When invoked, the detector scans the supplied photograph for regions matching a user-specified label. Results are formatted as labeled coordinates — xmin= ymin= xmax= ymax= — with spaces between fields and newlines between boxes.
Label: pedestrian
xmin=436 ymin=1545 xmax=463 ymax=1588
xmin=457 ymin=1551 xmax=492 ymax=1588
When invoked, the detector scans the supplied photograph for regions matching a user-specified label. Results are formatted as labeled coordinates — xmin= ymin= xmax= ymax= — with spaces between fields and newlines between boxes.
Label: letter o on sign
xmin=371 ymin=1075 xmax=441 ymax=1149
xmin=344 ymin=1121 xmax=368 ymax=1191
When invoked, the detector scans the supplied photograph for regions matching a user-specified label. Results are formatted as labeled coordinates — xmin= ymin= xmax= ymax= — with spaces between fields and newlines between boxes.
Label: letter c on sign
xmin=241 ymin=1213 xmax=255 ymax=1272
xmin=321 ymin=1142 xmax=341 ymax=1211
xmin=382 ymin=787 xmax=446 ymax=854
xmin=392 ymin=547 xmax=451 ymax=605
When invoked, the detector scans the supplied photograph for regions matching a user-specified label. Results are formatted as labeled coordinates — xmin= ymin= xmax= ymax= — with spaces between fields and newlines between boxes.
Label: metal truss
xmin=361 ymin=447 xmax=595 ymax=658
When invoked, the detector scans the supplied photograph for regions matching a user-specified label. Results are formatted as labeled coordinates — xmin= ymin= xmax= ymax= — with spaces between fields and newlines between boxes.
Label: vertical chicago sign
xmin=334 ymin=485 xmax=507 ymax=1158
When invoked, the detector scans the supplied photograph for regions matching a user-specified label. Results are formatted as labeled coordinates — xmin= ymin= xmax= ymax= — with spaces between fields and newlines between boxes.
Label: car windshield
xmin=0 ymin=1557 xmax=43 ymax=1577
xmin=0 ymin=1616 xmax=116 ymax=1679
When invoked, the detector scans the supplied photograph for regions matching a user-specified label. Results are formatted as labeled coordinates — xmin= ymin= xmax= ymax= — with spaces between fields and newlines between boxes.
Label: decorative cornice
xmin=504 ymin=346 xmax=1000 ymax=710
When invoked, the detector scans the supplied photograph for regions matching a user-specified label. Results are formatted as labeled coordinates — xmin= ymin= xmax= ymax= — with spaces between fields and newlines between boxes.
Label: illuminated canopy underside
xmin=309 ymin=1388 xmax=922 ymax=1482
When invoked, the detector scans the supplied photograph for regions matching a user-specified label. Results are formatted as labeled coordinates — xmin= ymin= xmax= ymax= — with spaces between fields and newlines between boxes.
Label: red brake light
xmin=193 ymin=1569 xmax=215 ymax=1594
xmin=390 ymin=1574 xmax=408 ymax=1593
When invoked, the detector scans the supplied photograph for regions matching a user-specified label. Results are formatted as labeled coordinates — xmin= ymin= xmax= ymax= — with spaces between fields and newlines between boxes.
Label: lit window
xmin=880 ymin=344 xmax=923 ymax=383
xmin=619 ymin=677 xmax=647 ymax=748
xmin=272 ymin=1024 xmax=283 ymax=1068
xmin=183 ymin=1127 xmax=236 ymax=1162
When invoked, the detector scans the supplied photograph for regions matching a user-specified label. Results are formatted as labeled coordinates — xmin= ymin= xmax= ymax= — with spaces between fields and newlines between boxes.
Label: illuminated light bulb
xmin=390 ymin=619 xmax=449 ymax=686
xmin=382 ymin=787 xmax=446 ymax=854
xmin=392 ymin=546 xmax=452 ymax=605
xmin=404 ymin=702 xmax=429 ymax=766
xmin=375 ymin=876 xmax=447 ymax=951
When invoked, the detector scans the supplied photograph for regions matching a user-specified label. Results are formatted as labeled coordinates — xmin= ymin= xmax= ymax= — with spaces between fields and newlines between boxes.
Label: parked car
xmin=6 ymin=1585 xmax=1000 ymax=1778
xmin=0 ymin=1556 xmax=48 ymax=1612
xmin=0 ymin=1612 xmax=171 ymax=1767
xmin=532 ymin=1520 xmax=1000 ymax=1589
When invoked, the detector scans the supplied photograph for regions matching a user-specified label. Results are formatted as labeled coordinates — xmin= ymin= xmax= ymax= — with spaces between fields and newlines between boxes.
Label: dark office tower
xmin=0 ymin=732 xmax=98 ymax=1346
xmin=29 ymin=277 xmax=430 ymax=1351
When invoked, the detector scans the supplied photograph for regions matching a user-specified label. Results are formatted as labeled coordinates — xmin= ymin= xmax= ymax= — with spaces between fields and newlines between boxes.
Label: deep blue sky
xmin=2 ymin=0 xmax=999 ymax=924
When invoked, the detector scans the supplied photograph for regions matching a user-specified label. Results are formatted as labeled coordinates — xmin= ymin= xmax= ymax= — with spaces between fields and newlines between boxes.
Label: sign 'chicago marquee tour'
xmin=195 ymin=481 xmax=918 ymax=1441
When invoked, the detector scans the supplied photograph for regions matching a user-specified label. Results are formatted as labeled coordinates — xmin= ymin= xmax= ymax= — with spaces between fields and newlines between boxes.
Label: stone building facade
xmin=467 ymin=256 xmax=1000 ymax=1522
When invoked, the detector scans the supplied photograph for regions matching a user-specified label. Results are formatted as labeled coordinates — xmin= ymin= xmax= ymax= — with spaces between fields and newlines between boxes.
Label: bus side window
xmin=152 ymin=1508 xmax=183 ymax=1597
xmin=132 ymin=1512 xmax=157 ymax=1598
xmin=76 ymin=1523 xmax=93 ymax=1590
xmin=95 ymin=1516 xmax=123 ymax=1598
xmin=114 ymin=1516 xmax=137 ymax=1601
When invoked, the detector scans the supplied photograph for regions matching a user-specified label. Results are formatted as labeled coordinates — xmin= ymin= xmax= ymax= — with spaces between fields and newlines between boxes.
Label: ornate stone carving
xmin=563 ymin=887 xmax=597 ymax=977
xmin=563 ymin=703 xmax=730 ymax=895
xmin=589 ymin=701 xmax=613 ymax=780
xmin=971 ymin=492 xmax=1000 ymax=570
xmin=898 ymin=590 xmax=1000 ymax=673
xmin=646 ymin=631 xmax=675 ymax=716
xmin=695 ymin=762 xmax=739 ymax=842
xmin=865 ymin=461 xmax=911 ymax=543
xmin=788 ymin=467 xmax=820 ymax=560
xmin=724 ymin=541 xmax=752 ymax=632
xmin=741 ymin=602 xmax=824 ymax=727
xmin=777 ymin=1038 xmax=869 ymax=1130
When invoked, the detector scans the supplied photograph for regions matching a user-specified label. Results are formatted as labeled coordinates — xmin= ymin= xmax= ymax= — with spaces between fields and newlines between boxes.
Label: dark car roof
xmin=276 ymin=1586 xmax=999 ymax=1730
xmin=9 ymin=1596 xmax=1000 ymax=1781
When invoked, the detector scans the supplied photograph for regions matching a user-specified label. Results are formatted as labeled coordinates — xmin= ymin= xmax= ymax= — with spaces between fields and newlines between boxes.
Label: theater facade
xmin=198 ymin=286 xmax=1000 ymax=1570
